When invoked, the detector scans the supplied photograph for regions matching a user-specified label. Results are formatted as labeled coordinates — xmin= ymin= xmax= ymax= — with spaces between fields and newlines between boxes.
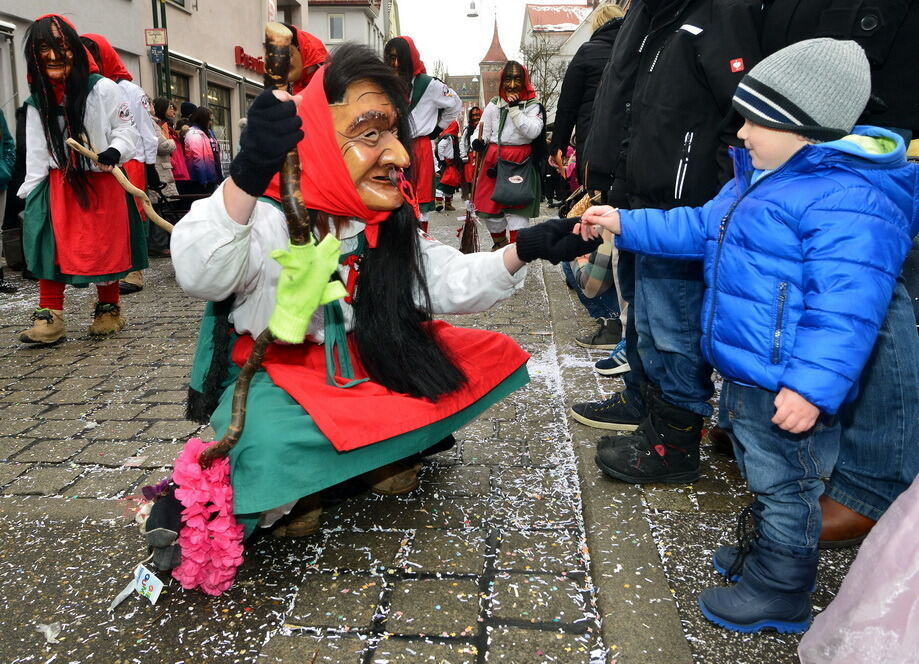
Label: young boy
xmin=579 ymin=38 xmax=917 ymax=633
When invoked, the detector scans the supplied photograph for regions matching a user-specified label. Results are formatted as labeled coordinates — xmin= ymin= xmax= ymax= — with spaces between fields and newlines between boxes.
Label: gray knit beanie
xmin=732 ymin=38 xmax=870 ymax=142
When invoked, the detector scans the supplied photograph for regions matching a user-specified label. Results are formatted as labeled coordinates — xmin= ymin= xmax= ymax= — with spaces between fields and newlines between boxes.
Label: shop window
xmin=170 ymin=73 xmax=190 ymax=112
xmin=329 ymin=14 xmax=344 ymax=41
xmin=206 ymin=83 xmax=233 ymax=170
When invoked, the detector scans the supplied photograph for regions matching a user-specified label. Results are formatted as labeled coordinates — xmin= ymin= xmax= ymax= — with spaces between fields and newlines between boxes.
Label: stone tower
xmin=479 ymin=20 xmax=507 ymax=106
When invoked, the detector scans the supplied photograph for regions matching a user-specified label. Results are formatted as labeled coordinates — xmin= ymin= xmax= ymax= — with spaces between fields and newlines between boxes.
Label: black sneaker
xmin=569 ymin=391 xmax=645 ymax=431
xmin=575 ymin=317 xmax=622 ymax=349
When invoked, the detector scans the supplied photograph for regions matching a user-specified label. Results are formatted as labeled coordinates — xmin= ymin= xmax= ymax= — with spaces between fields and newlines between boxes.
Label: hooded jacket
xmin=550 ymin=17 xmax=623 ymax=157
xmin=761 ymin=0 xmax=919 ymax=134
xmin=583 ymin=0 xmax=762 ymax=207
xmin=616 ymin=127 xmax=918 ymax=413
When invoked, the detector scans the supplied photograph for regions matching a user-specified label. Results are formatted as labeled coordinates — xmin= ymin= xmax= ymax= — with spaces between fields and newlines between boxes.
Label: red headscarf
xmin=291 ymin=29 xmax=328 ymax=95
xmin=81 ymin=33 xmax=133 ymax=81
xmin=263 ymin=67 xmax=392 ymax=248
xmin=499 ymin=61 xmax=537 ymax=103
xmin=395 ymin=35 xmax=426 ymax=76
xmin=442 ymin=121 xmax=460 ymax=137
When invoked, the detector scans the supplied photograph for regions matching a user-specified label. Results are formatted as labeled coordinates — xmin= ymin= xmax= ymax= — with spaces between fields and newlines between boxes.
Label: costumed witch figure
xmin=384 ymin=35 xmax=462 ymax=231
xmin=17 ymin=14 xmax=144 ymax=345
xmin=285 ymin=24 xmax=328 ymax=95
xmin=150 ymin=43 xmax=601 ymax=595
xmin=81 ymin=32 xmax=159 ymax=295
xmin=462 ymin=105 xmax=482 ymax=203
xmin=435 ymin=120 xmax=463 ymax=211
xmin=473 ymin=61 xmax=546 ymax=251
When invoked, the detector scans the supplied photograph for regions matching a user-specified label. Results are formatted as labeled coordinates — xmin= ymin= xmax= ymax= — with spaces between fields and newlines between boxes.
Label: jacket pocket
xmin=772 ymin=281 xmax=787 ymax=364
xmin=673 ymin=131 xmax=694 ymax=201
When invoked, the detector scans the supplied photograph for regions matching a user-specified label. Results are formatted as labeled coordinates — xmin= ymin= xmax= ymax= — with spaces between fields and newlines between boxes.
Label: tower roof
xmin=480 ymin=20 xmax=507 ymax=64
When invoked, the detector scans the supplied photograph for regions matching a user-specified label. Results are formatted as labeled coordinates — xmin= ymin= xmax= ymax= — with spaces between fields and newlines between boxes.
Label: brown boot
xmin=445 ymin=199 xmax=455 ymax=211
xmin=18 ymin=308 xmax=65 ymax=345
xmin=89 ymin=302 xmax=125 ymax=336
xmin=271 ymin=494 xmax=323 ymax=537
xmin=361 ymin=460 xmax=422 ymax=495
xmin=119 ymin=270 xmax=144 ymax=294
xmin=819 ymin=494 xmax=876 ymax=549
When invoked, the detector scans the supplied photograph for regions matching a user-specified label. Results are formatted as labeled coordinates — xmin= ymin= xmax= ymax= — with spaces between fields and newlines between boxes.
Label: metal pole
xmin=160 ymin=0 xmax=173 ymax=98
xmin=150 ymin=0 xmax=162 ymax=97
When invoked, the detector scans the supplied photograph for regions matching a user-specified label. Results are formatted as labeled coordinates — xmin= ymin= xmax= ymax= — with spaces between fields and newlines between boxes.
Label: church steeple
xmin=478 ymin=20 xmax=507 ymax=105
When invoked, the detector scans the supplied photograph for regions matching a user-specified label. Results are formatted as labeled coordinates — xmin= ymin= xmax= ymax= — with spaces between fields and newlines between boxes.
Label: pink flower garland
xmin=170 ymin=438 xmax=245 ymax=596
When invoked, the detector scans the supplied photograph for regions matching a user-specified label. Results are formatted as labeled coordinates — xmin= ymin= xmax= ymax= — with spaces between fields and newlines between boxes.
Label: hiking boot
xmin=89 ymin=302 xmax=125 ymax=336
xmin=594 ymin=391 xmax=702 ymax=483
xmin=445 ymin=200 xmax=456 ymax=211
xmin=361 ymin=460 xmax=422 ymax=495
xmin=271 ymin=494 xmax=323 ymax=538
xmin=595 ymin=339 xmax=630 ymax=375
xmin=699 ymin=536 xmax=816 ymax=634
xmin=570 ymin=391 xmax=645 ymax=431
xmin=491 ymin=237 xmax=509 ymax=252
xmin=119 ymin=270 xmax=144 ymax=294
xmin=19 ymin=308 xmax=66 ymax=345
xmin=575 ymin=317 xmax=623 ymax=349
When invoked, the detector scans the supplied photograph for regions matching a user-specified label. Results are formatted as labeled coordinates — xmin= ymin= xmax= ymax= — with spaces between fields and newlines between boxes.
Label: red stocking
xmin=509 ymin=230 xmax=518 ymax=243
xmin=96 ymin=282 xmax=120 ymax=305
xmin=38 ymin=280 xmax=65 ymax=310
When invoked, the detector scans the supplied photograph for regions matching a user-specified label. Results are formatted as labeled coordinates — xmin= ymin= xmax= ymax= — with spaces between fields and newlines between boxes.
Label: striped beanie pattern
xmin=732 ymin=38 xmax=870 ymax=142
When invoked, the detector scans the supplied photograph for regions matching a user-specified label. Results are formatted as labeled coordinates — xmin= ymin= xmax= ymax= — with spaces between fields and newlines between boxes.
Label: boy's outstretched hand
xmin=578 ymin=205 xmax=621 ymax=240
xmin=772 ymin=387 xmax=820 ymax=434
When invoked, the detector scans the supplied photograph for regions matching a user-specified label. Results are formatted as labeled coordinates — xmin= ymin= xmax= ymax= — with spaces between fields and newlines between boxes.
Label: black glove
xmin=472 ymin=138 xmax=486 ymax=154
xmin=144 ymin=163 xmax=162 ymax=190
xmin=96 ymin=147 xmax=120 ymax=166
xmin=515 ymin=217 xmax=603 ymax=264
xmin=229 ymin=89 xmax=303 ymax=197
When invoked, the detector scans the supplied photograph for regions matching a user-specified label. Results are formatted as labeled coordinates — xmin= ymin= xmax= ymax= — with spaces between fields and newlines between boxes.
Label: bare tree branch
xmin=520 ymin=33 xmax=569 ymax=114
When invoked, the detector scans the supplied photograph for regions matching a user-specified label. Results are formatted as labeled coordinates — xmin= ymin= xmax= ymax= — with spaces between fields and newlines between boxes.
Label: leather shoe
xmin=819 ymin=494 xmax=876 ymax=549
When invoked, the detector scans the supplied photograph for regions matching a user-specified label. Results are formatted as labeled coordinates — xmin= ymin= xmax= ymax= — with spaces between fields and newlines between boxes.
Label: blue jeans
xmin=829 ymin=280 xmax=919 ymax=521
xmin=562 ymin=262 xmax=620 ymax=319
xmin=617 ymin=250 xmax=649 ymax=405
xmin=634 ymin=254 xmax=714 ymax=416
xmin=722 ymin=381 xmax=841 ymax=556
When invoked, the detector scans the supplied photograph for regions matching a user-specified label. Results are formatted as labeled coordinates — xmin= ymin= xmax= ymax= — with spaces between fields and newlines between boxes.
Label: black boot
xmin=594 ymin=390 xmax=702 ymax=483
xmin=699 ymin=536 xmax=816 ymax=633
xmin=0 ymin=267 xmax=17 ymax=294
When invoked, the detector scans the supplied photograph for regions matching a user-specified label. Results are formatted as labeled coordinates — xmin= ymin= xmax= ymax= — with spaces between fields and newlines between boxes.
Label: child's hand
xmin=772 ymin=388 xmax=820 ymax=434
xmin=579 ymin=206 xmax=621 ymax=240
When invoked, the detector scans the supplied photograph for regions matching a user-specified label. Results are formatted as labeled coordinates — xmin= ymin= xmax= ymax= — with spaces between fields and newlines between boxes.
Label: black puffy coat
xmin=762 ymin=0 xmax=919 ymax=135
xmin=583 ymin=0 xmax=762 ymax=209
xmin=550 ymin=18 xmax=623 ymax=158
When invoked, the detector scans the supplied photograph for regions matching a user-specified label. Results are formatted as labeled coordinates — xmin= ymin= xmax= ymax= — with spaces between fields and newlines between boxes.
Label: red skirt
xmin=232 ymin=320 xmax=529 ymax=452
xmin=49 ymin=169 xmax=132 ymax=276
xmin=122 ymin=160 xmax=147 ymax=220
xmin=411 ymin=136 xmax=434 ymax=204
xmin=440 ymin=160 xmax=462 ymax=188
xmin=463 ymin=154 xmax=476 ymax=184
xmin=473 ymin=143 xmax=533 ymax=215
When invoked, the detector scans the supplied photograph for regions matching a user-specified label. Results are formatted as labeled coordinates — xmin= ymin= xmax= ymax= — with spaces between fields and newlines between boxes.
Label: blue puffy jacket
xmin=617 ymin=126 xmax=918 ymax=414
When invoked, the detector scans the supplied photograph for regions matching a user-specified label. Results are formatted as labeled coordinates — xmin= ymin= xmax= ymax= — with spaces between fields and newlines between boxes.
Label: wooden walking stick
xmin=198 ymin=22 xmax=309 ymax=467
xmin=64 ymin=137 xmax=174 ymax=233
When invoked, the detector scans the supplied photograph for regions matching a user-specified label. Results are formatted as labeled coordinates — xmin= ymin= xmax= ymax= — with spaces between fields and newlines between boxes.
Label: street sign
xmin=145 ymin=28 xmax=168 ymax=46
xmin=149 ymin=45 xmax=165 ymax=64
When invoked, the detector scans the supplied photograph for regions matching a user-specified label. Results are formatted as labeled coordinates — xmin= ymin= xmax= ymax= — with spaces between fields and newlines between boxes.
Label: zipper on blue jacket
xmin=772 ymin=281 xmax=787 ymax=364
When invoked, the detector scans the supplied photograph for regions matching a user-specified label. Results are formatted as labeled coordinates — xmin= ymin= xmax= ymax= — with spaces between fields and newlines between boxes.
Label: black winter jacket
xmin=583 ymin=0 xmax=762 ymax=209
xmin=762 ymin=0 xmax=919 ymax=134
xmin=550 ymin=18 xmax=623 ymax=158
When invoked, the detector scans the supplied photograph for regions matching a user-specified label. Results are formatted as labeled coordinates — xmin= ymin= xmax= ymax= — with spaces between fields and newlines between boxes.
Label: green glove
xmin=268 ymin=235 xmax=349 ymax=344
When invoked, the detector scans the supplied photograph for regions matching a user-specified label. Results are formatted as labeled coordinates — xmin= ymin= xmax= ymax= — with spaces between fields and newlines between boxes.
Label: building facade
xmin=0 ymin=1 xmax=308 ymax=171
xmin=307 ymin=0 xmax=399 ymax=55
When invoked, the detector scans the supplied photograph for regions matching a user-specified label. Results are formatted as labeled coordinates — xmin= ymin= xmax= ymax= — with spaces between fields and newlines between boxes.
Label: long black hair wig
xmin=324 ymin=43 xmax=466 ymax=400
xmin=24 ymin=15 xmax=94 ymax=208
xmin=383 ymin=37 xmax=414 ymax=86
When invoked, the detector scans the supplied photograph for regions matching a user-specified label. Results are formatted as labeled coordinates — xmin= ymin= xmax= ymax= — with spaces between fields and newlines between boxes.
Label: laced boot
xmin=699 ymin=536 xmax=816 ymax=633
xmin=18 ymin=308 xmax=65 ymax=345
xmin=89 ymin=302 xmax=125 ymax=336
xmin=595 ymin=389 xmax=702 ymax=483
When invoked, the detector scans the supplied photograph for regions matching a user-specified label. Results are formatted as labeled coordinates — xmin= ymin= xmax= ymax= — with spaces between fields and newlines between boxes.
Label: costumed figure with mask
xmin=384 ymin=35 xmax=462 ymax=232
xmin=461 ymin=105 xmax=481 ymax=203
xmin=435 ymin=121 xmax=463 ymax=211
xmin=284 ymin=24 xmax=328 ymax=95
xmin=473 ymin=61 xmax=546 ymax=251
xmin=82 ymin=32 xmax=159 ymax=294
xmin=17 ymin=14 xmax=143 ymax=345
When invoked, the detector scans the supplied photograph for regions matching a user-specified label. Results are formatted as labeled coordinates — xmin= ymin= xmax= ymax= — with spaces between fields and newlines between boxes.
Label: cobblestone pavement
xmin=0 ymin=205 xmax=856 ymax=663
